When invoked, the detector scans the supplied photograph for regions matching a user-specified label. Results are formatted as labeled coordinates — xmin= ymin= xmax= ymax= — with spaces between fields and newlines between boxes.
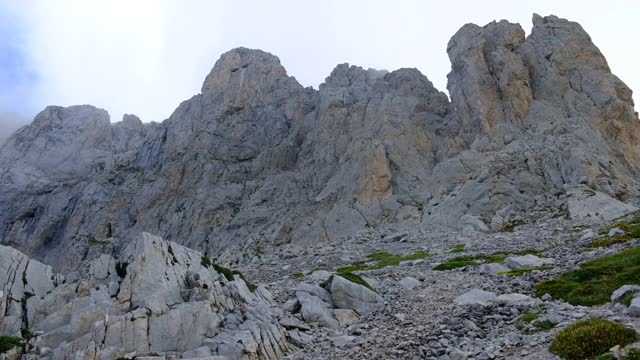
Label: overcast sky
xmin=1 ymin=0 xmax=639 ymax=124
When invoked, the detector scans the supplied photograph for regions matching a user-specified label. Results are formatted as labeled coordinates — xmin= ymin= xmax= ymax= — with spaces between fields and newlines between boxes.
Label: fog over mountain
xmin=0 ymin=112 xmax=29 ymax=144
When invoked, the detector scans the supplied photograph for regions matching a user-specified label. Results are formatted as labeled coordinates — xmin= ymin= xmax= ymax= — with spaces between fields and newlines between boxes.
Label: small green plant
xmin=434 ymin=249 xmax=541 ymax=271
xmin=450 ymin=244 xmax=465 ymax=253
xmin=336 ymin=273 xmax=375 ymax=291
xmin=201 ymin=256 xmax=256 ymax=292
xmin=498 ymin=266 xmax=552 ymax=277
xmin=521 ymin=312 xmax=540 ymax=323
xmin=533 ymin=320 xmax=555 ymax=332
xmin=535 ymin=247 xmax=640 ymax=306
xmin=592 ymin=211 xmax=640 ymax=248
xmin=200 ymin=255 xmax=212 ymax=268
xmin=0 ymin=336 xmax=23 ymax=353
xmin=290 ymin=272 xmax=305 ymax=280
xmin=620 ymin=291 xmax=636 ymax=306
xmin=549 ymin=319 xmax=637 ymax=360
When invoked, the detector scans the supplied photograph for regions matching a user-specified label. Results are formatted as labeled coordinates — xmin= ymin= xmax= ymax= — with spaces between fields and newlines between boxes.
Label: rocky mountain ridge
xmin=1 ymin=14 xmax=639 ymax=272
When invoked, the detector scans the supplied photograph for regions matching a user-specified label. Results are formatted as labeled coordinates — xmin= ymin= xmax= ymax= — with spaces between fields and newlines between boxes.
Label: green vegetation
xmin=535 ymin=247 xmax=640 ymax=306
xmin=521 ymin=312 xmax=540 ymax=323
xmin=621 ymin=291 xmax=636 ymax=306
xmin=88 ymin=239 xmax=110 ymax=246
xmin=434 ymin=249 xmax=542 ymax=271
xmin=320 ymin=275 xmax=334 ymax=289
xmin=497 ymin=266 xmax=552 ymax=277
xmin=319 ymin=273 xmax=375 ymax=292
xmin=592 ymin=211 xmax=640 ymax=248
xmin=290 ymin=264 xmax=328 ymax=280
xmin=291 ymin=272 xmax=305 ymax=280
xmin=517 ymin=312 xmax=554 ymax=334
xmin=337 ymin=251 xmax=430 ymax=273
xmin=450 ymin=244 xmax=465 ymax=253
xmin=336 ymin=273 xmax=375 ymax=291
xmin=201 ymin=256 xmax=257 ymax=292
xmin=0 ymin=336 xmax=23 ymax=353
xmin=549 ymin=319 xmax=637 ymax=360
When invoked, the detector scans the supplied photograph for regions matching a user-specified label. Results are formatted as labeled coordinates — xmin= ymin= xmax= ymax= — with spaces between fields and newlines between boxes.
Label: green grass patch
xmin=450 ymin=244 xmax=465 ymax=253
xmin=517 ymin=312 xmax=554 ymax=334
xmin=434 ymin=249 xmax=542 ymax=271
xmin=498 ymin=266 xmax=552 ymax=277
xmin=522 ymin=312 xmax=541 ymax=323
xmin=337 ymin=251 xmax=430 ymax=273
xmin=592 ymin=211 xmax=640 ymax=248
xmin=291 ymin=272 xmax=305 ymax=280
xmin=549 ymin=319 xmax=637 ymax=360
xmin=336 ymin=272 xmax=375 ymax=292
xmin=0 ymin=336 xmax=23 ymax=353
xmin=620 ymin=291 xmax=635 ymax=306
xmin=535 ymin=247 xmax=640 ymax=306
xmin=201 ymin=256 xmax=257 ymax=292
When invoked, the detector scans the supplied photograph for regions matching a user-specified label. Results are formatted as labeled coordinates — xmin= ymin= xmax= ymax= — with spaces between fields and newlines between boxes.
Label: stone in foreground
xmin=0 ymin=233 xmax=292 ymax=359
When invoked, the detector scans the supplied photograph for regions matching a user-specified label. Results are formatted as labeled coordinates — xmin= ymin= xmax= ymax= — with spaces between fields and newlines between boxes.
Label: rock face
xmin=0 ymin=232 xmax=292 ymax=359
xmin=1 ymin=14 xmax=640 ymax=273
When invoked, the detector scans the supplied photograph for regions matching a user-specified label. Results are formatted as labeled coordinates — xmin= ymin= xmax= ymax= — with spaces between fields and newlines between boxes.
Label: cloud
xmin=0 ymin=112 xmax=29 ymax=144
xmin=2 ymin=0 xmax=640 ymax=123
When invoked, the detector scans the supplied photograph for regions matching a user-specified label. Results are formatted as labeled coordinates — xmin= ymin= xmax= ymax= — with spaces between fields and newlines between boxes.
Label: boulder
xmin=611 ymin=285 xmax=640 ymax=304
xmin=295 ymin=291 xmax=338 ymax=328
xmin=503 ymin=255 xmax=554 ymax=270
xmin=330 ymin=275 xmax=384 ymax=316
xmin=608 ymin=228 xmax=626 ymax=237
xmin=399 ymin=277 xmax=421 ymax=290
xmin=567 ymin=188 xmax=638 ymax=221
xmin=454 ymin=289 xmax=498 ymax=306
xmin=629 ymin=296 xmax=640 ymax=317
xmin=0 ymin=233 xmax=293 ymax=359
xmin=478 ymin=263 xmax=511 ymax=274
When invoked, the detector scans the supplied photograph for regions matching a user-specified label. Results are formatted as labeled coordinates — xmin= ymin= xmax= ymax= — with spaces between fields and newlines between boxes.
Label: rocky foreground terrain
xmin=2 ymin=13 xmax=640 ymax=360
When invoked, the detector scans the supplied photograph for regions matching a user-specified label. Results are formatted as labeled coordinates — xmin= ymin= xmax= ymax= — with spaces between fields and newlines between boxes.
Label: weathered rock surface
xmin=330 ymin=275 xmax=384 ymax=316
xmin=454 ymin=288 xmax=499 ymax=306
xmin=0 ymin=232 xmax=293 ymax=359
xmin=1 ymin=15 xmax=640 ymax=273
xmin=503 ymin=255 xmax=554 ymax=270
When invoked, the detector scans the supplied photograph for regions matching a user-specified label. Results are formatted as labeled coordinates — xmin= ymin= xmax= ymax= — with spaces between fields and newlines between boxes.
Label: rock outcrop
xmin=0 ymin=233 xmax=293 ymax=359
xmin=0 ymin=14 xmax=639 ymax=274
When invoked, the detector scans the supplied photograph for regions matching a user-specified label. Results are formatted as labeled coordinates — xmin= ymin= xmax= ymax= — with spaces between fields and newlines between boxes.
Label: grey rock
xmin=307 ymin=270 xmax=332 ymax=282
xmin=503 ymin=255 xmax=554 ymax=270
xmin=611 ymin=285 xmax=640 ymax=304
xmin=454 ymin=289 xmax=498 ymax=306
xmin=629 ymin=296 xmax=640 ymax=317
xmin=3 ymin=15 xmax=640 ymax=276
xmin=0 ymin=233 xmax=292 ymax=359
xmin=478 ymin=263 xmax=511 ymax=274
xmin=295 ymin=291 xmax=338 ymax=329
xmin=330 ymin=275 xmax=384 ymax=316
xmin=608 ymin=228 xmax=626 ymax=237
xmin=399 ymin=276 xmax=421 ymax=290
xmin=567 ymin=187 xmax=638 ymax=221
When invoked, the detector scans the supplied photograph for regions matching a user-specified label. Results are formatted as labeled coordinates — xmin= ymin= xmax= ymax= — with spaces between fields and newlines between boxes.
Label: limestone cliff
xmin=0 ymin=15 xmax=639 ymax=271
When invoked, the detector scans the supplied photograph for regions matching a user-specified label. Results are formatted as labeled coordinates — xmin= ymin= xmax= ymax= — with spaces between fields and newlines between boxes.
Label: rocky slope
xmin=1 ymin=232 xmax=293 ymax=359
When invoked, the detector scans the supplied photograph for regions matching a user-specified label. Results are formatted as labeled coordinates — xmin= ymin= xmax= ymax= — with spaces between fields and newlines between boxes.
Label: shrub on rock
xmin=549 ymin=319 xmax=637 ymax=360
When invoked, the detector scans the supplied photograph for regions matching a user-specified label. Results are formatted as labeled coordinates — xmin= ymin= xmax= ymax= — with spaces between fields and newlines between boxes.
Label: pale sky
xmin=1 ymin=0 xmax=639 ymax=123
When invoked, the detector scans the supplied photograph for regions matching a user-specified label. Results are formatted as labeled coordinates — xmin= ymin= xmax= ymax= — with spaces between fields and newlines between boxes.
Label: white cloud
xmin=5 ymin=0 xmax=640 ymax=122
